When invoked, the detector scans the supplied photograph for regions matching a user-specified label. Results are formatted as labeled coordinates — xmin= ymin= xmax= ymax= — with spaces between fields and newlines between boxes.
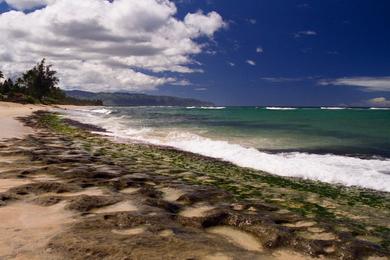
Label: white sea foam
xmin=91 ymin=108 xmax=112 ymax=115
xmin=320 ymin=107 xmax=347 ymax=110
xmin=186 ymin=106 xmax=226 ymax=110
xmin=266 ymin=107 xmax=297 ymax=110
xmin=200 ymin=106 xmax=226 ymax=110
xmin=370 ymin=107 xmax=390 ymax=110
xmin=62 ymin=108 xmax=390 ymax=192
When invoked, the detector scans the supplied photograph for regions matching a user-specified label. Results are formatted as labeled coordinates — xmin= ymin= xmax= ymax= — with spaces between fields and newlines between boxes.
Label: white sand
xmin=0 ymin=201 xmax=75 ymax=259
xmin=179 ymin=203 xmax=215 ymax=218
xmin=0 ymin=178 xmax=33 ymax=193
xmin=0 ymin=102 xmax=46 ymax=140
xmin=92 ymin=200 xmax=138 ymax=214
xmin=207 ymin=226 xmax=263 ymax=252
xmin=160 ymin=187 xmax=185 ymax=202
xmin=0 ymin=102 xmax=82 ymax=140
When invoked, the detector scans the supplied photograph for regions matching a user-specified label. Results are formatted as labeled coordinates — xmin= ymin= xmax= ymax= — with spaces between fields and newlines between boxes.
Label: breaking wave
xmin=265 ymin=107 xmax=297 ymax=110
xmin=61 ymin=108 xmax=390 ymax=192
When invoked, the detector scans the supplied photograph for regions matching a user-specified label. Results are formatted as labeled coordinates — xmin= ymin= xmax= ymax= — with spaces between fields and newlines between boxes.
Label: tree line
xmin=0 ymin=59 xmax=103 ymax=105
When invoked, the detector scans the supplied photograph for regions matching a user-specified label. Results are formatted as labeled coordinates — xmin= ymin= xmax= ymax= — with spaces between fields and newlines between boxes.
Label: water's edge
xmin=59 ymin=107 xmax=390 ymax=192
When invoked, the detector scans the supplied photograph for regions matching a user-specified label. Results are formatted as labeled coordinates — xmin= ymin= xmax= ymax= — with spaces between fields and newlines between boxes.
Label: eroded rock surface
xmin=0 ymin=111 xmax=388 ymax=259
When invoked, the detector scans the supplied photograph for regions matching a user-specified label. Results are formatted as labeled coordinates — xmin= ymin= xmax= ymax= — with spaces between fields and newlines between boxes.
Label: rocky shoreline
xmin=0 ymin=110 xmax=389 ymax=259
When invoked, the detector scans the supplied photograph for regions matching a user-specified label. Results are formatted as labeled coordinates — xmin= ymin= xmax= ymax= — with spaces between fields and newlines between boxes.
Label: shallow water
xmin=61 ymin=107 xmax=390 ymax=192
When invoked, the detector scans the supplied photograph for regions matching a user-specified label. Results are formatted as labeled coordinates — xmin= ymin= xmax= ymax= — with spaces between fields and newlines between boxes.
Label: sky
xmin=0 ymin=0 xmax=390 ymax=106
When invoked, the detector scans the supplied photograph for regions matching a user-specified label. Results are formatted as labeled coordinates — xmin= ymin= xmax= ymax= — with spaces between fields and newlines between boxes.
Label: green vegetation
xmin=36 ymin=112 xmax=390 ymax=250
xmin=35 ymin=112 xmax=390 ymax=250
xmin=0 ymin=59 xmax=102 ymax=105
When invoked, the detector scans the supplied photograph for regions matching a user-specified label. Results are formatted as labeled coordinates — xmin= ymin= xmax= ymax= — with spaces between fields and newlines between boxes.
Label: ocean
xmin=61 ymin=106 xmax=390 ymax=192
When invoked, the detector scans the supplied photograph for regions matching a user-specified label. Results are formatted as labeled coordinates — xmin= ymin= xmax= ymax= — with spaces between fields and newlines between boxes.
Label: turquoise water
xmin=110 ymin=107 xmax=390 ymax=157
xmin=63 ymin=107 xmax=390 ymax=192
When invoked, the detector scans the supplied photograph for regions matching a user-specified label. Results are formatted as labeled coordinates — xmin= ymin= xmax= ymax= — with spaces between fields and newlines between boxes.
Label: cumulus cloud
xmin=256 ymin=47 xmax=263 ymax=53
xmin=318 ymin=77 xmax=390 ymax=92
xmin=246 ymin=60 xmax=256 ymax=66
xmin=0 ymin=0 xmax=225 ymax=92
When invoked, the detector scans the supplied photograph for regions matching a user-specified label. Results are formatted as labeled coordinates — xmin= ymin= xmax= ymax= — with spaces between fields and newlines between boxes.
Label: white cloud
xmin=3 ymin=0 xmax=47 ymax=10
xmin=319 ymin=77 xmax=390 ymax=92
xmin=171 ymin=79 xmax=192 ymax=86
xmin=261 ymin=77 xmax=304 ymax=83
xmin=256 ymin=47 xmax=263 ymax=53
xmin=184 ymin=11 xmax=226 ymax=37
xmin=0 ymin=0 xmax=225 ymax=92
xmin=246 ymin=60 xmax=256 ymax=66
xmin=247 ymin=19 xmax=256 ymax=24
xmin=365 ymin=97 xmax=390 ymax=107
xmin=260 ymin=76 xmax=318 ymax=83
xmin=294 ymin=30 xmax=317 ymax=38
xmin=228 ymin=62 xmax=235 ymax=67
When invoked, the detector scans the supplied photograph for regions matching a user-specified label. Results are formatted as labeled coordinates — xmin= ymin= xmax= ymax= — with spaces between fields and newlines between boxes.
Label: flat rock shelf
xmin=0 ymin=110 xmax=388 ymax=259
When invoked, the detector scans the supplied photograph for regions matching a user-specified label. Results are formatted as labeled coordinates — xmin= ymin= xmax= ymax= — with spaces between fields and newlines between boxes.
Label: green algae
xmin=35 ymin=112 xmax=390 ymax=251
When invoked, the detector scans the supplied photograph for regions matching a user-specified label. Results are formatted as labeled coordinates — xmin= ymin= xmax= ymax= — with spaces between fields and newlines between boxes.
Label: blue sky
xmin=1 ymin=0 xmax=390 ymax=106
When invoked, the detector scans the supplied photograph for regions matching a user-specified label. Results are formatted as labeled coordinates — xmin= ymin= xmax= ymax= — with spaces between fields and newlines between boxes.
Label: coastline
xmin=0 ymin=102 xmax=87 ymax=140
xmin=0 ymin=101 xmax=46 ymax=140
xmin=0 ymin=105 xmax=389 ymax=259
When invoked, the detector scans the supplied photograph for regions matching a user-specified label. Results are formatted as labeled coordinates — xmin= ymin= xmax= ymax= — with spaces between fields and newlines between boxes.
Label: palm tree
xmin=0 ymin=70 xmax=3 ymax=80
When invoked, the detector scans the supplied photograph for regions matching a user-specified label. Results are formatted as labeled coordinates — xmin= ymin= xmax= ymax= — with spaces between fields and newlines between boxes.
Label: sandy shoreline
xmin=0 ymin=102 xmax=46 ymax=140
xmin=0 ymin=102 xmax=86 ymax=140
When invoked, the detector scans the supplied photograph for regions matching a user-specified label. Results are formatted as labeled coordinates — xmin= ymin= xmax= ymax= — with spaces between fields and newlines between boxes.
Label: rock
xmin=66 ymin=195 xmax=121 ymax=212
xmin=177 ymin=188 xmax=231 ymax=205
xmin=33 ymin=195 xmax=63 ymax=206
xmin=177 ymin=208 xmax=228 ymax=228
xmin=145 ymin=198 xmax=182 ymax=214
xmin=8 ymin=182 xmax=79 ymax=195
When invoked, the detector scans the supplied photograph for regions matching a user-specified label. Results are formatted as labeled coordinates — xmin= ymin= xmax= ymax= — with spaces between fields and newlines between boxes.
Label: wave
xmin=90 ymin=108 xmax=112 ymax=115
xmin=320 ymin=107 xmax=347 ymax=110
xmin=200 ymin=106 xmax=226 ymax=110
xmin=265 ymin=107 xmax=297 ymax=110
xmin=62 ymin=108 xmax=390 ymax=192
xmin=187 ymin=106 xmax=226 ymax=110
xmin=370 ymin=107 xmax=390 ymax=110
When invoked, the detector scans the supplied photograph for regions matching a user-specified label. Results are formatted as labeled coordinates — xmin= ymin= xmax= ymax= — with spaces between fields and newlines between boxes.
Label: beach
xmin=0 ymin=102 xmax=45 ymax=139
xmin=0 ymin=102 xmax=389 ymax=259
xmin=0 ymin=102 xmax=84 ymax=140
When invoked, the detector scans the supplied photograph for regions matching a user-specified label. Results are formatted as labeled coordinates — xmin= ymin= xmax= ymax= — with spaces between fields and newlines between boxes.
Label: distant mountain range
xmin=65 ymin=90 xmax=214 ymax=107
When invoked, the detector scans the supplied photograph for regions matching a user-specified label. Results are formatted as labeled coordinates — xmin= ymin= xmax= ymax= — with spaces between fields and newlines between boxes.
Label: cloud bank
xmin=0 ymin=0 xmax=225 ymax=92
xmin=319 ymin=77 xmax=390 ymax=92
